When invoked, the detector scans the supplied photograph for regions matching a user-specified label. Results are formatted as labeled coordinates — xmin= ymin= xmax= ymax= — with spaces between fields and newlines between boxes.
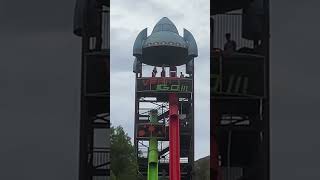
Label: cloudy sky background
xmin=110 ymin=0 xmax=211 ymax=160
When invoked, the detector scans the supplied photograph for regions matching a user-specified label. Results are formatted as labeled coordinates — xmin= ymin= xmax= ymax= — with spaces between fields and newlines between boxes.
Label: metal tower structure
xmin=134 ymin=69 xmax=195 ymax=179
xmin=211 ymin=0 xmax=270 ymax=180
xmin=73 ymin=0 xmax=110 ymax=180
xmin=133 ymin=17 xmax=197 ymax=179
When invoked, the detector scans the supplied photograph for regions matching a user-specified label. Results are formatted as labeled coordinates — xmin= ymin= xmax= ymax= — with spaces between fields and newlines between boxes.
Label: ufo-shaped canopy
xmin=133 ymin=17 xmax=198 ymax=66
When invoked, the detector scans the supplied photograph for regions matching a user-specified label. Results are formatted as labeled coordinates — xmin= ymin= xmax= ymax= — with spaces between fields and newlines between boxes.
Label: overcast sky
xmin=110 ymin=0 xmax=210 ymax=160
xmin=0 ymin=0 xmax=320 ymax=179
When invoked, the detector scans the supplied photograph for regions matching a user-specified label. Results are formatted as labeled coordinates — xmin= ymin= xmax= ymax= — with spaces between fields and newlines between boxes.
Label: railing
xmin=212 ymin=13 xmax=253 ymax=50
xmin=221 ymin=167 xmax=243 ymax=180
xmin=102 ymin=6 xmax=110 ymax=50
xmin=93 ymin=177 xmax=108 ymax=180
xmin=138 ymin=106 xmax=169 ymax=123
xmin=90 ymin=148 xmax=110 ymax=169
xmin=89 ymin=5 xmax=110 ymax=50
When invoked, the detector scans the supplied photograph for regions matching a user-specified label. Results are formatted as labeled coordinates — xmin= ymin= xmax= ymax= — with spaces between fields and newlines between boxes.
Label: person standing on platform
xmin=152 ymin=66 xmax=157 ymax=77
xmin=169 ymin=66 xmax=177 ymax=77
xmin=180 ymin=72 xmax=184 ymax=78
xmin=161 ymin=65 xmax=166 ymax=77
xmin=224 ymin=33 xmax=237 ymax=54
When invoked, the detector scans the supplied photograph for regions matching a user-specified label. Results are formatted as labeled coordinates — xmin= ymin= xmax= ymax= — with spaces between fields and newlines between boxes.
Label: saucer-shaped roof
xmin=133 ymin=17 xmax=198 ymax=66
xmin=152 ymin=17 xmax=179 ymax=34
xmin=143 ymin=31 xmax=187 ymax=49
xmin=144 ymin=17 xmax=187 ymax=49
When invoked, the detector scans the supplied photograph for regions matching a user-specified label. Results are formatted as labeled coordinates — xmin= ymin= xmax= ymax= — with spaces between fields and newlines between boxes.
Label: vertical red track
xmin=169 ymin=93 xmax=180 ymax=180
xmin=212 ymin=104 xmax=222 ymax=180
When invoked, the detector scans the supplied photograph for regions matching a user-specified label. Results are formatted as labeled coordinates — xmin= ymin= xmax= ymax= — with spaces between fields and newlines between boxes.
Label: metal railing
xmin=89 ymin=6 xmax=110 ymax=50
xmin=102 ymin=6 xmax=110 ymax=50
xmin=90 ymin=148 xmax=110 ymax=169
xmin=221 ymin=167 xmax=243 ymax=180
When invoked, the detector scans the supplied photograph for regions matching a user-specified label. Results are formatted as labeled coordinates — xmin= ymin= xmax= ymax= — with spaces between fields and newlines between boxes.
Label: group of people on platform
xmin=223 ymin=32 xmax=263 ymax=55
xmin=152 ymin=65 xmax=185 ymax=78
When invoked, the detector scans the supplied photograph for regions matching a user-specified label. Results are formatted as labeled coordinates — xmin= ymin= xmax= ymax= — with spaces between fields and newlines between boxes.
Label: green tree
xmin=194 ymin=156 xmax=210 ymax=180
xmin=111 ymin=126 xmax=138 ymax=180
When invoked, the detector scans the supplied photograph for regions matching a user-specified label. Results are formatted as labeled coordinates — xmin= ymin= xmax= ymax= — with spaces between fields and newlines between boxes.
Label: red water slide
xmin=169 ymin=93 xmax=180 ymax=180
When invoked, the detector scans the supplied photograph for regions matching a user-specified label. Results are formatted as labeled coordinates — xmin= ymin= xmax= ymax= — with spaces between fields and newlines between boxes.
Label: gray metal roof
xmin=152 ymin=17 xmax=179 ymax=34
xmin=133 ymin=17 xmax=198 ymax=66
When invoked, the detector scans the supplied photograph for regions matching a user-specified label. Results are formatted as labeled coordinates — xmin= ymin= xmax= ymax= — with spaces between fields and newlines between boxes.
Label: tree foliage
xmin=110 ymin=126 xmax=138 ymax=180
xmin=194 ymin=156 xmax=210 ymax=180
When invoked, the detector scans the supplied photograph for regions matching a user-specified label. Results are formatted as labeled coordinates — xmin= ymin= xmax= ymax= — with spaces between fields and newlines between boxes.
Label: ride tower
xmin=73 ymin=0 xmax=110 ymax=179
xmin=133 ymin=17 xmax=198 ymax=180
xmin=211 ymin=0 xmax=270 ymax=180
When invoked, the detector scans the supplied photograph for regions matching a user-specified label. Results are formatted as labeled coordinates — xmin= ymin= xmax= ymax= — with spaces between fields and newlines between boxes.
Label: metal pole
xmin=79 ymin=0 xmax=90 ymax=179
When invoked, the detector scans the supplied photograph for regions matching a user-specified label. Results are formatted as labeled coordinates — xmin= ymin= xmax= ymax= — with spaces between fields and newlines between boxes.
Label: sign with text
xmin=137 ymin=77 xmax=193 ymax=93
xmin=136 ymin=123 xmax=166 ymax=139
xmin=211 ymin=59 xmax=265 ymax=97
xmin=212 ymin=74 xmax=250 ymax=95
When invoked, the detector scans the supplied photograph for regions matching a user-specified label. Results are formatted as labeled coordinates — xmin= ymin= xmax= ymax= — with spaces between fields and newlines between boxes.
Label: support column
xmin=212 ymin=103 xmax=222 ymax=180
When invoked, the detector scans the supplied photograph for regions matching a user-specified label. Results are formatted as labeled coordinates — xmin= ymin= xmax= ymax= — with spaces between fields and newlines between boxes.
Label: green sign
xmin=211 ymin=74 xmax=249 ymax=95
xmin=137 ymin=77 xmax=192 ymax=93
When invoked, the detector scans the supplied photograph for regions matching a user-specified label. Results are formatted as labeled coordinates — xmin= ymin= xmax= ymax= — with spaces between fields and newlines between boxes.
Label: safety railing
xmin=88 ymin=4 xmax=110 ymax=51
xmin=90 ymin=147 xmax=110 ymax=169
xmin=102 ymin=5 xmax=110 ymax=50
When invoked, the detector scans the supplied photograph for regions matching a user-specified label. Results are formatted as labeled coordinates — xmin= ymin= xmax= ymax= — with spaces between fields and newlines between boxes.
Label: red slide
xmin=169 ymin=93 xmax=180 ymax=180
xmin=212 ymin=105 xmax=222 ymax=180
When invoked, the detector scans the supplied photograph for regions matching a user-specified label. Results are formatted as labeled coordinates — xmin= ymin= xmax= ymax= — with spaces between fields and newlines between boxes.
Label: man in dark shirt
xmin=169 ymin=66 xmax=177 ymax=77
xmin=180 ymin=72 xmax=184 ymax=78
xmin=152 ymin=66 xmax=157 ymax=77
xmin=224 ymin=33 xmax=237 ymax=53
xmin=161 ymin=65 xmax=166 ymax=77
